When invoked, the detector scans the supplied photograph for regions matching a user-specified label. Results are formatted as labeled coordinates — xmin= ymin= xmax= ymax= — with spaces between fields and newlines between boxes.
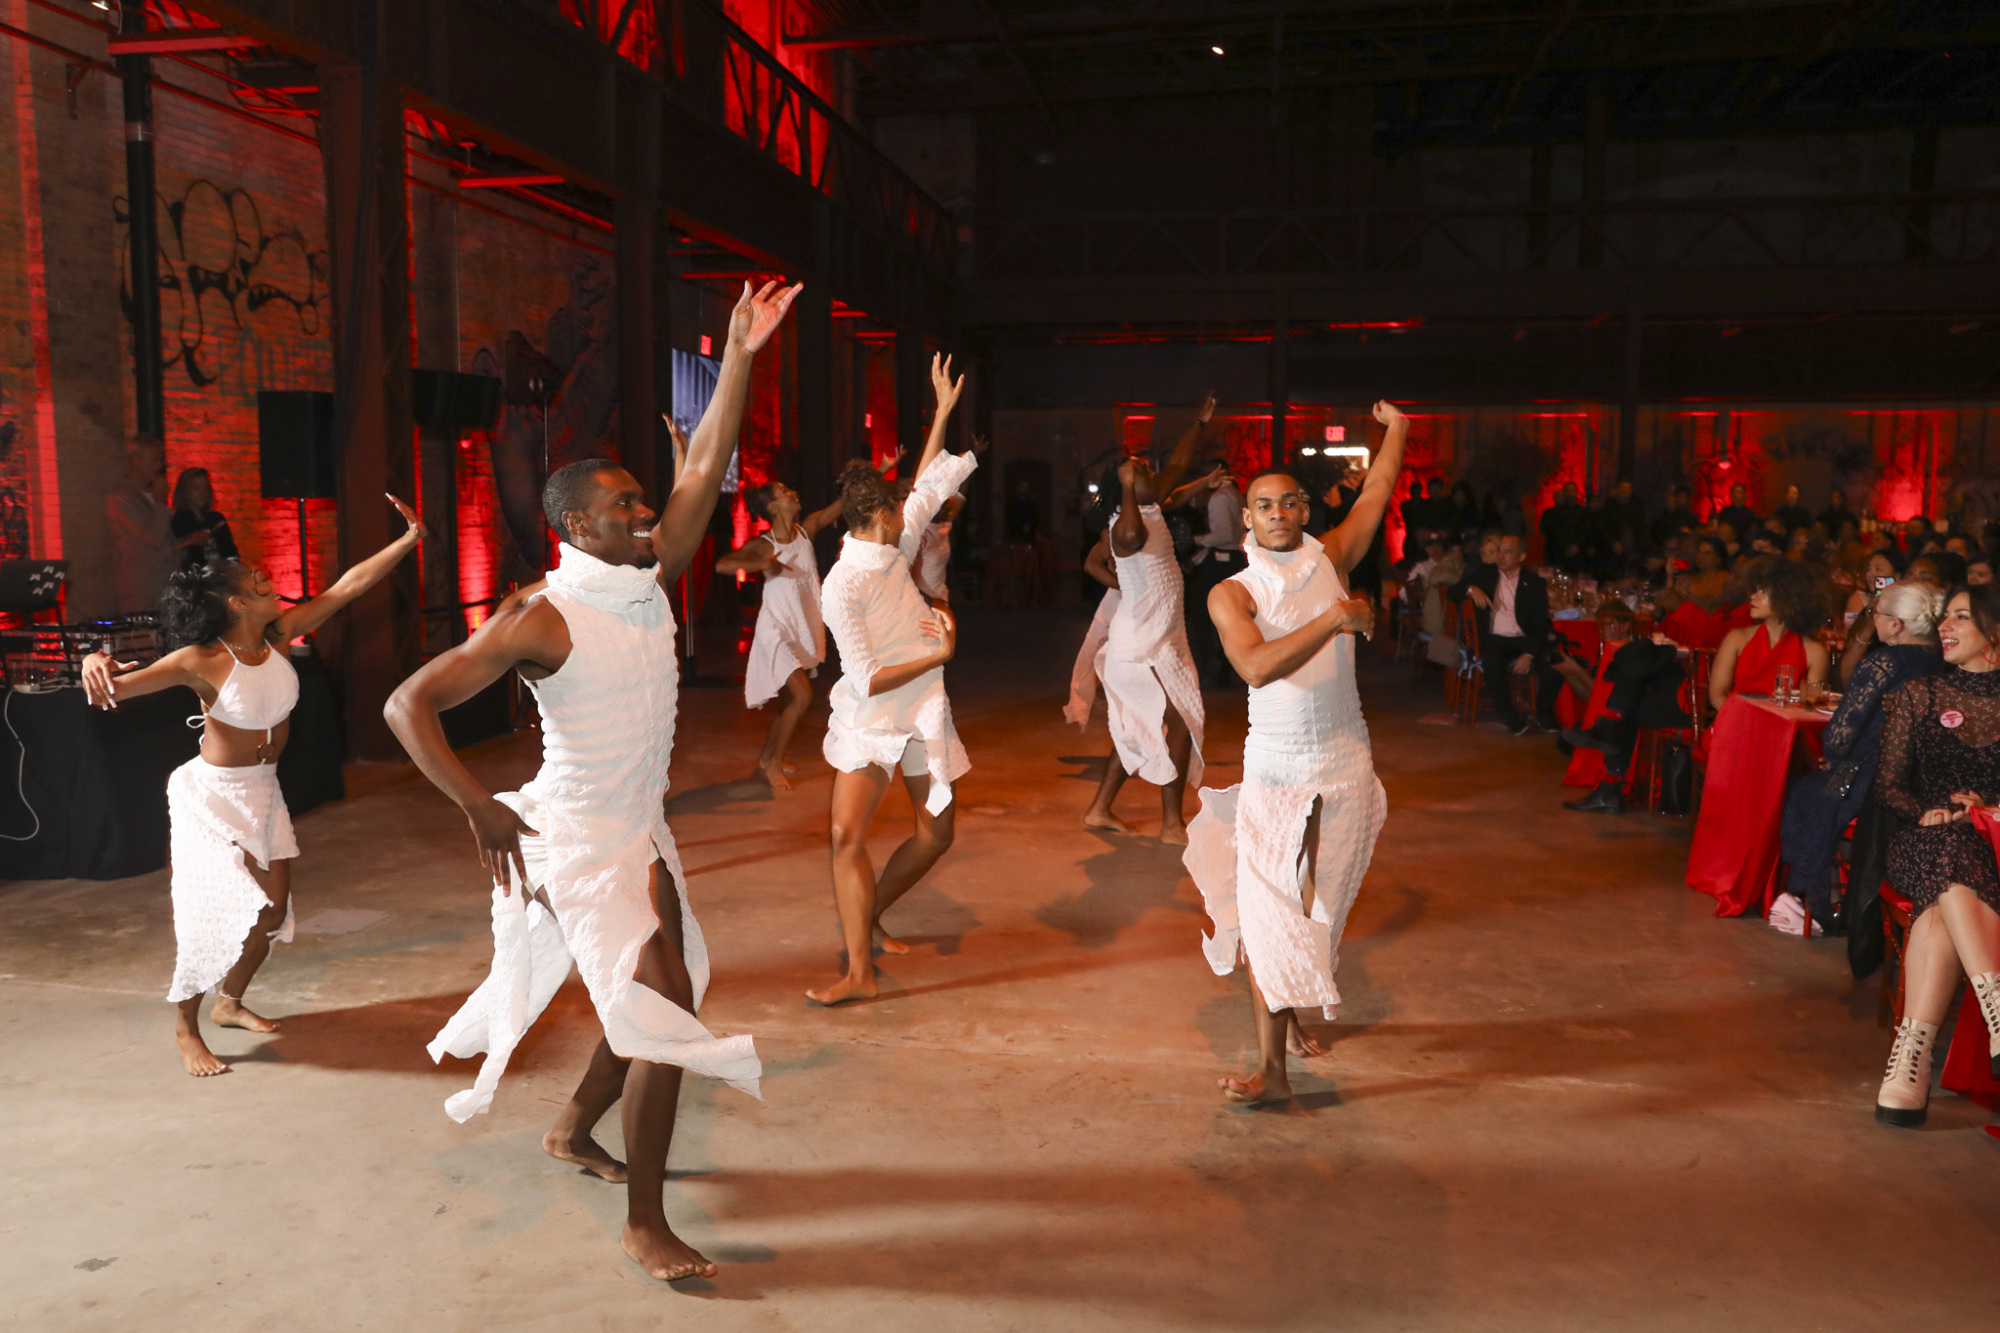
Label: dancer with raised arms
xmin=81 ymin=498 xmax=423 ymax=1076
xmin=384 ymin=280 xmax=798 ymax=1283
xmin=810 ymin=354 xmax=978 ymax=1004
xmin=1184 ymin=400 xmax=1408 ymax=1104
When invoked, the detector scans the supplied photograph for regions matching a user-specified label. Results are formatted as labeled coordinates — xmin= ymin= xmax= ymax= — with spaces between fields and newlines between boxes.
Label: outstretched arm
xmin=650 ymin=281 xmax=800 ymax=583
xmin=1322 ymin=401 xmax=1409 ymax=576
xmin=80 ymin=644 xmax=209 ymax=711
xmin=800 ymin=497 xmax=846 ymax=538
xmin=713 ymin=535 xmax=780 ymax=575
xmin=383 ymin=602 xmax=568 ymax=887
xmin=1155 ymin=393 xmax=1215 ymax=497
xmin=1210 ymin=578 xmax=1373 ymax=688
xmin=274 ymin=495 xmax=423 ymax=640
xmin=911 ymin=354 xmax=965 ymax=483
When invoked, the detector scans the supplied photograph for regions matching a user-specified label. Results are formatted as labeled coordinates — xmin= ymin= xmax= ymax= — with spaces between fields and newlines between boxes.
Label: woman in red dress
xmin=1707 ymin=558 xmax=1830 ymax=712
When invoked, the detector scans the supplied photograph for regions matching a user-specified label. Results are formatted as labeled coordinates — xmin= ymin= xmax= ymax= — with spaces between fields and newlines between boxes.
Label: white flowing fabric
xmin=428 ymin=544 xmax=760 ymax=1121
xmin=165 ymin=758 xmax=297 ymax=1001
xmin=1183 ymin=533 xmax=1386 ymax=1018
xmin=821 ymin=450 xmax=979 ymax=814
xmin=743 ymin=527 xmax=825 ymax=708
xmin=1101 ymin=506 xmax=1204 ymax=787
xmin=1063 ymin=588 xmax=1121 ymax=727
xmin=915 ymin=519 xmax=953 ymax=602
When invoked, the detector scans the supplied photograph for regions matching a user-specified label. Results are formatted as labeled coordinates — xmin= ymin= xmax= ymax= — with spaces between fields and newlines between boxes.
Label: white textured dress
xmin=164 ymin=646 xmax=300 ymax=1002
xmin=1183 ymin=533 xmax=1387 ymax=1017
xmin=915 ymin=518 xmax=952 ymax=602
xmin=1063 ymin=588 xmax=1121 ymax=727
xmin=1100 ymin=506 xmax=1204 ymax=787
xmin=742 ymin=528 xmax=825 ymax=708
xmin=821 ymin=450 xmax=979 ymax=814
xmin=427 ymin=545 xmax=760 ymax=1122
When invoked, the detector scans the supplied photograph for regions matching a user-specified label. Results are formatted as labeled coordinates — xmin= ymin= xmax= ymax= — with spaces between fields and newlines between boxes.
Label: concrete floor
xmin=3 ymin=609 xmax=1995 ymax=1332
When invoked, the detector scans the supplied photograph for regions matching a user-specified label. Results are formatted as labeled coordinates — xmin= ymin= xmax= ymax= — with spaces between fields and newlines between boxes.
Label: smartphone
xmin=1873 ymin=575 xmax=1893 ymax=590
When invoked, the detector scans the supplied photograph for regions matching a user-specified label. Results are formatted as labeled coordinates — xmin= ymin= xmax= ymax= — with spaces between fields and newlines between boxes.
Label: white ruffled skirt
xmin=165 ymin=758 xmax=297 ymax=1002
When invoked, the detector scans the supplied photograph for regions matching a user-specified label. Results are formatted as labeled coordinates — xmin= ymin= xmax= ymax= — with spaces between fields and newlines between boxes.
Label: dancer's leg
xmin=809 ymin=765 xmax=893 ymax=1004
xmin=545 ymin=1037 xmax=631 ymax=1183
xmin=211 ymin=856 xmax=291 ymax=1034
xmin=1160 ymin=704 xmax=1193 ymax=846
xmin=621 ymin=858 xmax=715 ymax=1282
xmin=1220 ymin=965 xmax=1294 ymax=1105
xmin=1287 ymin=799 xmax=1326 ymax=1058
xmin=1083 ymin=749 xmax=1135 ymax=833
xmin=1902 ymin=907 xmax=1965 ymax=1027
xmin=759 ymin=670 xmax=812 ymax=791
xmin=174 ymin=994 xmax=226 ymax=1077
xmin=870 ymin=769 xmax=956 ymax=950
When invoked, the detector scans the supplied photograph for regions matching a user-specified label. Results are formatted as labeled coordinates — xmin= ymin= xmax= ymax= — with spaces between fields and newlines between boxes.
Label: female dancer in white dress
xmin=1064 ymin=533 xmax=1120 ymax=728
xmin=1185 ymin=401 xmax=1407 ymax=1104
xmin=810 ymin=356 xmax=978 ymax=1004
xmin=716 ymin=452 xmax=904 ymax=790
xmin=81 ymin=496 xmax=423 ymax=1076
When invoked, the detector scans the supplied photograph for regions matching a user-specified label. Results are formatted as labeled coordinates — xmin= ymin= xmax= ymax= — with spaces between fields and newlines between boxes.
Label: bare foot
xmin=761 ymin=760 xmax=794 ymax=792
xmin=806 ymin=973 xmax=878 ymax=1006
xmin=1219 ymin=1069 xmax=1292 ymax=1105
xmin=1084 ymin=809 xmax=1136 ymax=834
xmin=873 ymin=927 xmax=911 ymax=956
xmin=1159 ymin=820 xmax=1189 ymax=847
xmin=1287 ymin=1016 xmax=1325 ymax=1058
xmin=543 ymin=1128 xmax=628 ymax=1183
xmin=622 ymin=1221 xmax=717 ymax=1282
xmin=210 ymin=995 xmax=280 ymax=1033
xmin=176 ymin=1030 xmax=230 ymax=1077
xmin=782 ymin=762 xmax=798 ymax=775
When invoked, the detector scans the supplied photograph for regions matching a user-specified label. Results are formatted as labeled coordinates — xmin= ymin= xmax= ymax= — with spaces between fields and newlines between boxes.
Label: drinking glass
xmin=1775 ymin=665 xmax=1795 ymax=707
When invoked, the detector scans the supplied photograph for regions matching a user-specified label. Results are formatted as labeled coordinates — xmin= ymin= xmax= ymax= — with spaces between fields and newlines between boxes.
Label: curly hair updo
xmin=159 ymin=559 xmax=248 ymax=649
xmin=1747 ymin=556 xmax=1830 ymax=637
xmin=838 ymin=460 xmax=898 ymax=532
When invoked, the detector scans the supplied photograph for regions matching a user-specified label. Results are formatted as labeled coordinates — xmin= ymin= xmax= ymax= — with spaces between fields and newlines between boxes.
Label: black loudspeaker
xmin=413 ymin=370 xmax=502 ymax=433
xmin=258 ymin=390 xmax=337 ymax=499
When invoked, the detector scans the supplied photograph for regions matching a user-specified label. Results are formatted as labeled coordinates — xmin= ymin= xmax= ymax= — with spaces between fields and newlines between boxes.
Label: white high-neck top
xmin=1229 ymin=532 xmax=1371 ymax=789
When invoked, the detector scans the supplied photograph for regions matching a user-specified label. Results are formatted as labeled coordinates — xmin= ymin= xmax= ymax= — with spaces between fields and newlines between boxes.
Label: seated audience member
xmin=1774 ymin=485 xmax=1813 ymax=536
xmin=1968 ymin=554 xmax=1995 ymax=587
xmin=1459 ymin=532 xmax=1563 ymax=736
xmin=1685 ymin=535 xmax=1734 ymax=609
xmin=1421 ymin=537 xmax=1469 ymax=669
xmin=1708 ymin=558 xmax=1832 ymax=713
xmin=1846 ymin=549 xmax=1906 ymax=619
xmin=1907 ymin=555 xmax=1946 ymax=591
xmin=1780 ymin=582 xmax=1943 ymax=933
xmin=1651 ymin=487 xmax=1700 ymax=549
xmin=1871 ymin=584 xmax=2000 ymax=1128
xmin=1819 ymin=488 xmax=1853 ymax=533
xmin=1399 ymin=530 xmax=1448 ymax=603
xmin=1558 ymin=604 xmax=1691 ymax=815
xmin=1715 ymin=484 xmax=1761 ymax=551
xmin=1929 ymin=550 xmax=1968 ymax=588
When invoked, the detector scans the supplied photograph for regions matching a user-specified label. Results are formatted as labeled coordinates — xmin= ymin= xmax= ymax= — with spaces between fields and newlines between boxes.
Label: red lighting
xmin=700 ymin=335 xmax=712 ymax=356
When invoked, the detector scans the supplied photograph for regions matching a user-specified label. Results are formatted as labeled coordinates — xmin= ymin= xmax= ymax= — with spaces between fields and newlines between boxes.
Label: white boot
xmin=1875 ymin=1018 xmax=1939 ymax=1128
xmin=1970 ymin=972 xmax=2000 ymax=1078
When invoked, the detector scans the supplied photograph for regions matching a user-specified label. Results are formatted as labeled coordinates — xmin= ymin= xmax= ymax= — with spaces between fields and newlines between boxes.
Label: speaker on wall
xmin=413 ymin=370 xmax=502 ymax=433
xmin=257 ymin=390 xmax=337 ymax=499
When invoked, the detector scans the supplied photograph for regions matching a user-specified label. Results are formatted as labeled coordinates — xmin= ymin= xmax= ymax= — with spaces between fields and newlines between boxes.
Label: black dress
xmin=171 ymin=507 xmax=240 ymax=567
xmin=1877 ymin=667 xmax=2000 ymax=916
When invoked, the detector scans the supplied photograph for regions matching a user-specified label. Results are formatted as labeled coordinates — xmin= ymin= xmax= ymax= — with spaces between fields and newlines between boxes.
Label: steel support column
xmin=117 ymin=1 xmax=163 ymax=440
xmin=319 ymin=0 xmax=417 ymax=760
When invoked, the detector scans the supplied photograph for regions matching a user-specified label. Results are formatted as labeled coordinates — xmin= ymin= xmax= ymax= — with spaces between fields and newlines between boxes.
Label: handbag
xmin=1658 ymin=740 xmax=1694 ymax=815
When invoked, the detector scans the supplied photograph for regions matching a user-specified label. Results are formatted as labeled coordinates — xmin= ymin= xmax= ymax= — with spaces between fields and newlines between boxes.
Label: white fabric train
xmin=1100 ymin=506 xmax=1204 ymax=788
xmin=742 ymin=527 xmax=825 ymax=709
xmin=165 ymin=758 xmax=297 ymax=1002
xmin=1063 ymin=588 xmax=1120 ymax=728
xmin=1184 ymin=532 xmax=1385 ymax=1018
xmin=427 ymin=544 xmax=760 ymax=1120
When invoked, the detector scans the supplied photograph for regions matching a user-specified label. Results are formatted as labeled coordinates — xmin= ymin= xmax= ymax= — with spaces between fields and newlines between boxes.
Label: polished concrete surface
xmin=3 ymin=610 xmax=1994 ymax=1331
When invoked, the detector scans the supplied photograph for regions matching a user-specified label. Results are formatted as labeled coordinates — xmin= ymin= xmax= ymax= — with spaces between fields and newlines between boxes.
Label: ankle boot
xmin=1875 ymin=1018 xmax=1939 ymax=1128
xmin=1563 ymin=781 xmax=1625 ymax=815
xmin=1970 ymin=972 xmax=2000 ymax=1078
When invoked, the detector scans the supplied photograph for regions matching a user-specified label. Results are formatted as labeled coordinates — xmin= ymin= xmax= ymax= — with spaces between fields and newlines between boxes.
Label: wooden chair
xmin=1880 ymin=881 xmax=1914 ymax=1028
xmin=1454 ymin=605 xmax=1485 ymax=725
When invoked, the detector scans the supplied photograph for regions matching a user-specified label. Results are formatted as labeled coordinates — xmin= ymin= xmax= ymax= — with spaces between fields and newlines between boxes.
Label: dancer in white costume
xmin=716 ymin=450 xmax=907 ymax=790
xmin=912 ymin=437 xmax=977 ymax=604
xmin=80 ymin=499 xmax=423 ymax=1077
xmin=385 ymin=281 xmax=797 ymax=1283
xmin=1079 ymin=454 xmax=1206 ymax=842
xmin=1185 ymin=400 xmax=1408 ymax=1105
xmin=1064 ymin=534 xmax=1120 ymax=727
xmin=809 ymin=356 xmax=979 ymax=1005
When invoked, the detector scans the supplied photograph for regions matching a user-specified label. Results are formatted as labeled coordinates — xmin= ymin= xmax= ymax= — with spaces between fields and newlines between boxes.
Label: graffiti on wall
xmin=0 ymin=404 xmax=30 ymax=561
xmin=116 ymin=179 xmax=331 ymax=389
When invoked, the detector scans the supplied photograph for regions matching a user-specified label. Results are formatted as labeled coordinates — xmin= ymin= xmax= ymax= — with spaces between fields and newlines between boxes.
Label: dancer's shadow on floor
xmin=665 ymin=777 xmax=775 ymax=817
xmin=1036 ymin=835 xmax=1197 ymax=949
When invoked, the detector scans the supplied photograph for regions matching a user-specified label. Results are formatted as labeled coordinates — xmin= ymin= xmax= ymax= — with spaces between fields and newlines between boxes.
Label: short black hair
xmin=745 ymin=482 xmax=780 ymax=523
xmin=1245 ymin=467 xmax=1306 ymax=492
xmin=543 ymin=457 xmax=621 ymax=542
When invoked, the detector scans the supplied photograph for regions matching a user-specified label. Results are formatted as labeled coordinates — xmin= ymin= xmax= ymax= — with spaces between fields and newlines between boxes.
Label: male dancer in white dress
xmin=385 ymin=280 xmax=797 ymax=1282
xmin=1185 ymin=400 xmax=1408 ymax=1104
xmin=1079 ymin=454 xmax=1206 ymax=843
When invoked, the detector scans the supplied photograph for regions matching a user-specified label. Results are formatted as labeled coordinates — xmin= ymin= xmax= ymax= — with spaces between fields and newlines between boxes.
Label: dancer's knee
xmin=829 ymin=820 xmax=870 ymax=856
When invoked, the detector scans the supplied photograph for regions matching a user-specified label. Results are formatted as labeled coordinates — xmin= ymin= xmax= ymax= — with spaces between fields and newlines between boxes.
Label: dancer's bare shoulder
xmin=469 ymin=596 xmax=573 ymax=681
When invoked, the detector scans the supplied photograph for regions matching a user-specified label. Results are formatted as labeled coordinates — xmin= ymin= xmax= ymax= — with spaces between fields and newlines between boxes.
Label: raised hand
xmin=971 ymin=433 xmax=991 ymax=456
xmin=386 ymin=493 xmax=426 ymax=542
xmin=1372 ymin=399 xmax=1407 ymax=426
xmin=730 ymin=280 xmax=803 ymax=354
xmin=661 ymin=414 xmax=690 ymax=478
xmin=81 ymin=651 xmax=137 ymax=711
xmin=930 ymin=352 xmax=965 ymax=412
xmin=876 ymin=446 xmax=906 ymax=476
xmin=1197 ymin=394 xmax=1216 ymax=424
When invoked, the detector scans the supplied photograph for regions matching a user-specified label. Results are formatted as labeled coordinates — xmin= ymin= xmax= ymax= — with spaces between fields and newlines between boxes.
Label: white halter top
xmin=196 ymin=640 xmax=300 ymax=738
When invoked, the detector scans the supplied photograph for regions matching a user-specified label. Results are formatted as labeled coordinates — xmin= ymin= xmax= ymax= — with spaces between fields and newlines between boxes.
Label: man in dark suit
xmin=1538 ymin=485 xmax=1591 ymax=573
xmin=1714 ymin=483 xmax=1760 ymax=548
xmin=1459 ymin=532 xmax=1563 ymax=735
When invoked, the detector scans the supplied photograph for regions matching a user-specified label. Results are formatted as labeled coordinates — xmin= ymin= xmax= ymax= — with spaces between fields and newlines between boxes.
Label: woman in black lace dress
xmin=1873 ymin=584 xmax=2000 ymax=1126
xmin=1779 ymin=582 xmax=1940 ymax=935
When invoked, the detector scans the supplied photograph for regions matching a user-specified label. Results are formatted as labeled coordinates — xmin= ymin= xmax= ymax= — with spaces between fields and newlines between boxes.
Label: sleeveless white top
xmin=198 ymin=641 xmax=299 ymax=752
xmin=1229 ymin=532 xmax=1372 ymax=789
xmin=743 ymin=526 xmax=825 ymax=708
xmin=1106 ymin=506 xmax=1184 ymax=662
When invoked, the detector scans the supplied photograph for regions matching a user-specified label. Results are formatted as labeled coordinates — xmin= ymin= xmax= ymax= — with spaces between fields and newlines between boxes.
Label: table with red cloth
xmin=1685 ymin=696 xmax=1828 ymax=916
xmin=1937 ymin=811 xmax=2000 ymax=1110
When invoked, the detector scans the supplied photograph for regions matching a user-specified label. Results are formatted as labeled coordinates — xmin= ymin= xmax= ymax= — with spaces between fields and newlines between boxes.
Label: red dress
xmin=1730 ymin=623 xmax=1808 ymax=697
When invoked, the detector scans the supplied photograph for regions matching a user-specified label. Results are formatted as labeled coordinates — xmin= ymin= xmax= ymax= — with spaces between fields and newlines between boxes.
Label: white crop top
xmin=199 ymin=641 xmax=300 ymax=734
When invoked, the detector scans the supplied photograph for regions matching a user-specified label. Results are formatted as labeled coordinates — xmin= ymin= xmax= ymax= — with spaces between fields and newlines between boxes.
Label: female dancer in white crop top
xmin=82 ymin=495 xmax=423 ymax=1077
xmin=716 ymin=451 xmax=900 ymax=790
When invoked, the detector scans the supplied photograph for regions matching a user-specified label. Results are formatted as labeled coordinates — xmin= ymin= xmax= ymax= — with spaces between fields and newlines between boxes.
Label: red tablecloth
xmin=1939 ymin=812 xmax=2000 ymax=1110
xmin=1685 ymin=697 xmax=1828 ymax=916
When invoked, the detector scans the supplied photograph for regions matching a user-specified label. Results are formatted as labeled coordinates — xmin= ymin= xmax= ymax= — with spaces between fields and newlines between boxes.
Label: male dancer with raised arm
xmin=385 ymin=280 xmax=798 ymax=1283
xmin=1185 ymin=400 xmax=1408 ymax=1105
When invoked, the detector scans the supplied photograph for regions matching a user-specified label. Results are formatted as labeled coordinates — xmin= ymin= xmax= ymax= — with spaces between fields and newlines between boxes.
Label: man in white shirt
xmin=1458 ymin=533 xmax=1561 ymax=735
